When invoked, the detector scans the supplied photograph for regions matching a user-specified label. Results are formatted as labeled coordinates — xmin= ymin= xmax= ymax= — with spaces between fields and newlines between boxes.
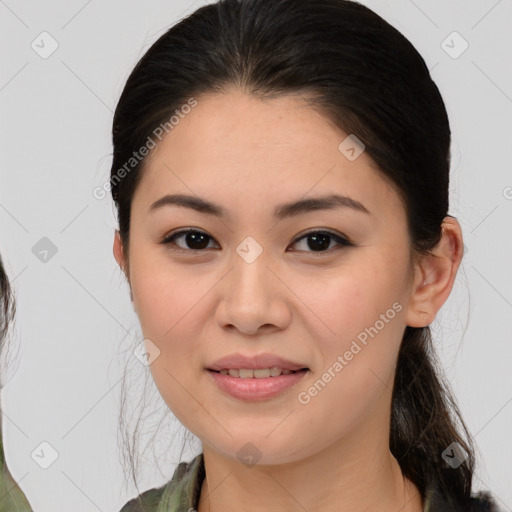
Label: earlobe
xmin=113 ymin=230 xmax=128 ymax=276
xmin=404 ymin=216 xmax=464 ymax=328
xmin=113 ymin=230 xmax=135 ymax=305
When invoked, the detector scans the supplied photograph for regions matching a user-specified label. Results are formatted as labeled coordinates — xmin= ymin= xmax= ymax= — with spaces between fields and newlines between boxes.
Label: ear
xmin=113 ymin=230 xmax=133 ymax=302
xmin=404 ymin=216 xmax=464 ymax=328
xmin=113 ymin=230 xmax=126 ymax=272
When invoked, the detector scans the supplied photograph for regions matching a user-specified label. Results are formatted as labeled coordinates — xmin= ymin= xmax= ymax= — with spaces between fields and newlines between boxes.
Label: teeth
xmin=218 ymin=367 xmax=297 ymax=378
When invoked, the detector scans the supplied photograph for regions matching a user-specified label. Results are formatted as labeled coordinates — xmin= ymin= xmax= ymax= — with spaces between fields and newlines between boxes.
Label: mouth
xmin=207 ymin=367 xmax=310 ymax=401
xmin=208 ymin=367 xmax=309 ymax=378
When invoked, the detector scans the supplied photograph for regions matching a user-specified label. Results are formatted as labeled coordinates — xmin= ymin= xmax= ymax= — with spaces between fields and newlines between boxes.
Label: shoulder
xmin=119 ymin=453 xmax=205 ymax=512
xmin=425 ymin=485 xmax=502 ymax=512
xmin=119 ymin=486 xmax=166 ymax=512
xmin=0 ymin=463 xmax=33 ymax=511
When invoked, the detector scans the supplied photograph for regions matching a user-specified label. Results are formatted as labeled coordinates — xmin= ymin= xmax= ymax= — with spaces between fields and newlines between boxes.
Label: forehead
xmin=132 ymin=89 xmax=405 ymax=225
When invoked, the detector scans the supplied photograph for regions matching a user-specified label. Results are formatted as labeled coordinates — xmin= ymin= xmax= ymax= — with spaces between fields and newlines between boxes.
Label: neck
xmin=197 ymin=410 xmax=423 ymax=512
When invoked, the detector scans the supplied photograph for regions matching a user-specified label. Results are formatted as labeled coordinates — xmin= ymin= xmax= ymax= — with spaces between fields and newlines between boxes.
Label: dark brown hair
xmin=110 ymin=0 xmax=485 ymax=507
xmin=0 ymin=253 xmax=15 ymax=363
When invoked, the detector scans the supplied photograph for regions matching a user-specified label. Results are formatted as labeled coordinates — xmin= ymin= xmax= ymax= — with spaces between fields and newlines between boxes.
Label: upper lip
xmin=207 ymin=353 xmax=309 ymax=372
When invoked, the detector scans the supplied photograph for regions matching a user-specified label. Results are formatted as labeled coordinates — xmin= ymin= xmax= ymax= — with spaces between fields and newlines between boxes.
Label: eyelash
xmin=160 ymin=228 xmax=354 ymax=254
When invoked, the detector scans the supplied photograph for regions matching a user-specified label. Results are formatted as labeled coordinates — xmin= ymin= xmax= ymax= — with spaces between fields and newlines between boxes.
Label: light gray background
xmin=0 ymin=0 xmax=511 ymax=510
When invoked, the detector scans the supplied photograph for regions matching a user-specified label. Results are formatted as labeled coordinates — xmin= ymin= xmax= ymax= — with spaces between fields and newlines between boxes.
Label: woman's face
xmin=115 ymin=88 xmax=423 ymax=465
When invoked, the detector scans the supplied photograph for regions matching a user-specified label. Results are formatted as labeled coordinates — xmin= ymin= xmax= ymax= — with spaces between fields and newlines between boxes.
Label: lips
xmin=206 ymin=353 xmax=309 ymax=373
xmin=208 ymin=366 xmax=309 ymax=401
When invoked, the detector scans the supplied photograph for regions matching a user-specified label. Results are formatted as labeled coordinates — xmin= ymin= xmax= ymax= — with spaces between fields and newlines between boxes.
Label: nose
xmin=214 ymin=245 xmax=291 ymax=336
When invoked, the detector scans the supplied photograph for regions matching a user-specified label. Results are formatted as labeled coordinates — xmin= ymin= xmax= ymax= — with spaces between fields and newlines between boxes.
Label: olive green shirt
xmin=0 ymin=425 xmax=32 ymax=512
xmin=119 ymin=453 xmax=499 ymax=512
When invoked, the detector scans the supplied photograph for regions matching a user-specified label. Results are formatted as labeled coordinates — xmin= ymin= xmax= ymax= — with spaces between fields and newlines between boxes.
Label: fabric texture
xmin=0 ymin=424 xmax=33 ymax=512
xmin=119 ymin=453 xmax=501 ymax=512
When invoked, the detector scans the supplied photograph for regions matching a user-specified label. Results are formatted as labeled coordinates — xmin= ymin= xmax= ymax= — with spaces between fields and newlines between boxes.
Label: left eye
xmin=160 ymin=229 xmax=352 ymax=253
xmin=291 ymin=231 xmax=352 ymax=252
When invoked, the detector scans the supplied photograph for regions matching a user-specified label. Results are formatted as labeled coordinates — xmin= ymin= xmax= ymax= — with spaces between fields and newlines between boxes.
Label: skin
xmin=114 ymin=88 xmax=463 ymax=512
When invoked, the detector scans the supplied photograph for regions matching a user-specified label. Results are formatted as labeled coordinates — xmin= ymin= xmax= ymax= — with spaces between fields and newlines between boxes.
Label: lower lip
xmin=207 ymin=369 xmax=308 ymax=401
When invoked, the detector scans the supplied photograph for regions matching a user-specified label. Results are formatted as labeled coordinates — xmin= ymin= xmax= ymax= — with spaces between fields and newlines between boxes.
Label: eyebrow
xmin=148 ymin=193 xmax=371 ymax=219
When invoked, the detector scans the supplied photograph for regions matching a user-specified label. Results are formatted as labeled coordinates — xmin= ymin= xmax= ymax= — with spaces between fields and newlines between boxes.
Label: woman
xmin=111 ymin=0 xmax=500 ymax=510
xmin=0 ymin=254 xmax=32 ymax=510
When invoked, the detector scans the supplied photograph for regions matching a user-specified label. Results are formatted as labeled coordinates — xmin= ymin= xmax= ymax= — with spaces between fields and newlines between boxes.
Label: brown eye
xmin=289 ymin=230 xmax=352 ymax=253
xmin=161 ymin=229 xmax=217 ymax=251
xmin=160 ymin=228 xmax=353 ymax=254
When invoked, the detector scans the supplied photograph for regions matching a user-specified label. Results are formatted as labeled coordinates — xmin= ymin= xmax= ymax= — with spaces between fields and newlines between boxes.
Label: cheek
xmin=292 ymin=273 xmax=406 ymax=445
xmin=296 ymin=255 xmax=407 ymax=345
xmin=129 ymin=247 xmax=196 ymax=339
xmin=129 ymin=249 xmax=211 ymax=405
xmin=294 ymin=253 xmax=407 ymax=405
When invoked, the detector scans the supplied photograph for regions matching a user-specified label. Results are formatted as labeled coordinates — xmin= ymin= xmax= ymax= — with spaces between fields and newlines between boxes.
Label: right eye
xmin=160 ymin=228 xmax=219 ymax=252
